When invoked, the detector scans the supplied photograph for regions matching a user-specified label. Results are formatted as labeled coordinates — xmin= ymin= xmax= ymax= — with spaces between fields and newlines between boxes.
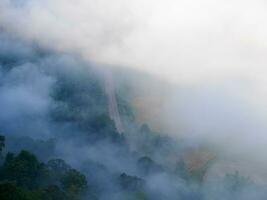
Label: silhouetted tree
xmin=0 ymin=135 xmax=5 ymax=153
xmin=1 ymin=150 xmax=43 ymax=189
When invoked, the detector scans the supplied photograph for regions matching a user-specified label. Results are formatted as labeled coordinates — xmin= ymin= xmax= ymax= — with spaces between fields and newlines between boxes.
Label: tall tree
xmin=0 ymin=135 xmax=5 ymax=153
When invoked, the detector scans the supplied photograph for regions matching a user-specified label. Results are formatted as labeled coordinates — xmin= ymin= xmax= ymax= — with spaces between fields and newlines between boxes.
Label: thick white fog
xmin=1 ymin=0 xmax=267 ymax=181
xmin=1 ymin=0 xmax=267 ymax=84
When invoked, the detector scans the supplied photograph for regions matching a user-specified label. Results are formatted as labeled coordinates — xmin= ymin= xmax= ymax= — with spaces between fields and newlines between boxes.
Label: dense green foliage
xmin=60 ymin=169 xmax=88 ymax=199
xmin=1 ymin=150 xmax=44 ymax=189
xmin=0 ymin=138 xmax=89 ymax=200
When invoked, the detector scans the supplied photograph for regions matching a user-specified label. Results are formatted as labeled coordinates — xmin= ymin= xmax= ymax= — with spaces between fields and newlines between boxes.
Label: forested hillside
xmin=0 ymin=31 xmax=266 ymax=200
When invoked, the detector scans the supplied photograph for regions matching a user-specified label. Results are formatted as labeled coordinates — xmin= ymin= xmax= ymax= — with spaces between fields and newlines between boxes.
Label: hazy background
xmin=1 ymin=0 xmax=267 ymax=184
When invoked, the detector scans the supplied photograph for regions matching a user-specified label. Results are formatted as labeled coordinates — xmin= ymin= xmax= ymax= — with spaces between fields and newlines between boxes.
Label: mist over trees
xmin=0 ymin=31 xmax=266 ymax=200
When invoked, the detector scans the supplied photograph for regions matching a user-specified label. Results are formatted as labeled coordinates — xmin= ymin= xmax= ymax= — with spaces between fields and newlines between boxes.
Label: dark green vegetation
xmin=0 ymin=140 xmax=88 ymax=200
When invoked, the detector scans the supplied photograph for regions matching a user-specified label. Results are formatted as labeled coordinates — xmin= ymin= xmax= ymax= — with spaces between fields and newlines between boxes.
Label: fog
xmin=1 ymin=0 xmax=267 ymax=84
xmin=1 ymin=0 xmax=267 ymax=198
